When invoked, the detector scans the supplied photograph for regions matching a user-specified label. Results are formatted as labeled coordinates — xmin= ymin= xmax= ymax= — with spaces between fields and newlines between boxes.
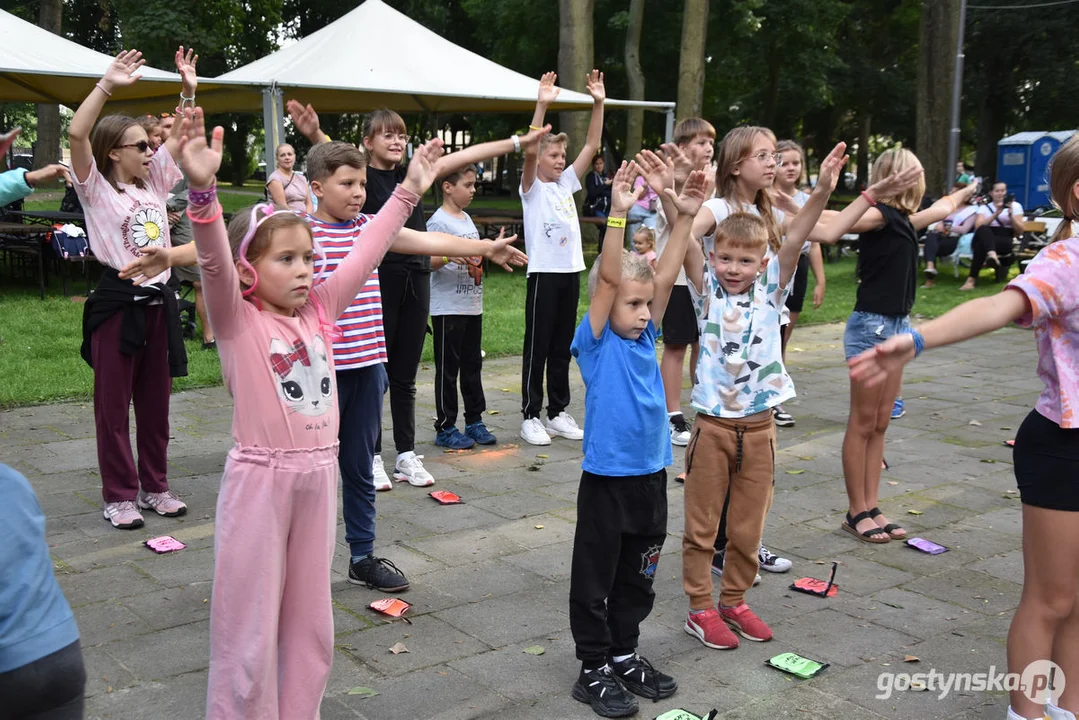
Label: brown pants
xmin=682 ymin=412 xmax=775 ymax=609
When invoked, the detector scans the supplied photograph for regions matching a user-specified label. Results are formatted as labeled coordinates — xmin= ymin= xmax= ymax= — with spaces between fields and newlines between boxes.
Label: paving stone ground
xmin=1 ymin=322 xmax=1039 ymax=720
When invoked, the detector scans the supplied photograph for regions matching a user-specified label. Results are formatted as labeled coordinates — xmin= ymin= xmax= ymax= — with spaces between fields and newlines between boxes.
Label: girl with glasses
xmin=68 ymin=47 xmax=198 ymax=530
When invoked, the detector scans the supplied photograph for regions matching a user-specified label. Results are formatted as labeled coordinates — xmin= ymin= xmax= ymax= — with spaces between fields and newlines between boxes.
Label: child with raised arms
xmin=567 ymin=159 xmax=708 ymax=717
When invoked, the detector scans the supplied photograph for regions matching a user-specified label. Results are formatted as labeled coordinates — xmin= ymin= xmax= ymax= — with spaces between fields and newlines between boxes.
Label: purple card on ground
xmin=906 ymin=537 xmax=948 ymax=555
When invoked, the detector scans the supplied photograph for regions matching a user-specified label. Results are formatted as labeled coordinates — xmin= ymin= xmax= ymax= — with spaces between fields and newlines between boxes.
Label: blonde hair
xmin=674 ymin=117 xmax=716 ymax=146
xmin=870 ymin=148 xmax=926 ymax=215
xmin=539 ymin=132 xmax=569 ymax=153
xmin=633 ymin=226 xmax=655 ymax=250
xmin=715 ymin=127 xmax=782 ymax=254
xmin=227 ymin=203 xmax=313 ymax=278
xmin=587 ymin=249 xmax=654 ymax=297
xmin=1049 ymin=135 xmax=1079 ymax=243
xmin=713 ymin=213 xmax=769 ymax=255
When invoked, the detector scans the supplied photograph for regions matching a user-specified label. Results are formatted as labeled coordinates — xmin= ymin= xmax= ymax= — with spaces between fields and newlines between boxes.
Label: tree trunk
xmin=857 ymin=113 xmax=871 ymax=190
xmin=676 ymin=0 xmax=709 ymax=122
xmin=34 ymin=0 xmax=63 ymax=168
xmin=558 ymin=0 xmax=595 ymax=163
xmin=916 ymin=0 xmax=960 ymax=195
xmin=624 ymin=0 xmax=646 ymax=157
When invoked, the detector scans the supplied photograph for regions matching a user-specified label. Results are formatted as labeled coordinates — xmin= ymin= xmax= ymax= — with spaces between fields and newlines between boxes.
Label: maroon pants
xmin=90 ymin=306 xmax=172 ymax=503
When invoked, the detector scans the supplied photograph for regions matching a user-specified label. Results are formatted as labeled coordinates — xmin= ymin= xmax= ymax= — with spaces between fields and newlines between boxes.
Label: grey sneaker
xmin=103 ymin=500 xmax=145 ymax=529
xmin=137 ymin=490 xmax=187 ymax=517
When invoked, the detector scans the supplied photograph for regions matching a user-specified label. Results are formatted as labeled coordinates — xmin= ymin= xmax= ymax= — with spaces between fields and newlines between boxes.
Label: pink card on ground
xmin=146 ymin=536 xmax=186 ymax=553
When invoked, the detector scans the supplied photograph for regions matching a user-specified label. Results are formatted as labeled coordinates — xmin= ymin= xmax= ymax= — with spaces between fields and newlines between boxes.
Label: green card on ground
xmin=766 ymin=652 xmax=829 ymax=679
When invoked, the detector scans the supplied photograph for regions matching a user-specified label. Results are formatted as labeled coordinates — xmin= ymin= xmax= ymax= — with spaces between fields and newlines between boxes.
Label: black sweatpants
xmin=923 ymin=231 xmax=959 ymax=266
xmin=569 ymin=470 xmax=667 ymax=668
xmin=0 ymin=640 xmax=86 ymax=720
xmin=521 ymin=271 xmax=579 ymax=420
xmin=378 ymin=262 xmax=431 ymax=454
xmin=969 ymin=225 xmax=1014 ymax=281
xmin=432 ymin=314 xmax=486 ymax=431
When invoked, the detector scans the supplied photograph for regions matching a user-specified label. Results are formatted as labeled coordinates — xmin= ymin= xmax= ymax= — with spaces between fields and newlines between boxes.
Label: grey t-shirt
xmin=427 ymin=208 xmax=484 ymax=316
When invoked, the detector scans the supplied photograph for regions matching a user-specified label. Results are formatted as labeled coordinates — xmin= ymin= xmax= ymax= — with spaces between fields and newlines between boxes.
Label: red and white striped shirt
xmin=309 ymin=213 xmax=387 ymax=370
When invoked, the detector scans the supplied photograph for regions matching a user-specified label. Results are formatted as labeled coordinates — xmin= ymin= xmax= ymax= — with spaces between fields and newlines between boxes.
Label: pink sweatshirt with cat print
xmin=188 ymin=186 xmax=418 ymax=450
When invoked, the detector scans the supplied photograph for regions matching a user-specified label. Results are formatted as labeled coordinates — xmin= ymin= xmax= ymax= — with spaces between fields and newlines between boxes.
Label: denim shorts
xmin=843 ymin=311 xmax=912 ymax=360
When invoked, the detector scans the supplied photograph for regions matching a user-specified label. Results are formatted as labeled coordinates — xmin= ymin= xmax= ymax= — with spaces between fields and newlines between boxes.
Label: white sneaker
xmin=669 ymin=415 xmax=691 ymax=446
xmin=393 ymin=451 xmax=434 ymax=487
xmin=544 ymin=412 xmax=584 ymax=441
xmin=520 ymin=417 xmax=552 ymax=446
xmin=372 ymin=455 xmax=392 ymax=492
xmin=757 ymin=545 xmax=792 ymax=573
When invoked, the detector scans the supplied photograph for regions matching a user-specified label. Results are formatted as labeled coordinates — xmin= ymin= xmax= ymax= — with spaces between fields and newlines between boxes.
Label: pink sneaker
xmin=103 ymin=500 xmax=145 ymax=529
xmin=684 ymin=608 xmax=739 ymax=649
xmin=137 ymin=490 xmax=188 ymax=517
xmin=720 ymin=603 xmax=773 ymax=642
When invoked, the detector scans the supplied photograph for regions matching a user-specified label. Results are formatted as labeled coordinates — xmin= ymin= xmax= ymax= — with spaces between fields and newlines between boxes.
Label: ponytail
xmin=1047 ymin=135 xmax=1079 ymax=243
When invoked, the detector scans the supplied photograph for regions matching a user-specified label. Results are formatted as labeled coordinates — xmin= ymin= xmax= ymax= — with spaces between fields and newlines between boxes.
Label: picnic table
xmin=0 ymin=221 xmax=51 ymax=299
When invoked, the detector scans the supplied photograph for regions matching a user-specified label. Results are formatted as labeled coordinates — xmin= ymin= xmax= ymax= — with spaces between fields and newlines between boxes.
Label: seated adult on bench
xmin=960 ymin=181 xmax=1024 ymax=291
xmin=921 ymin=182 xmax=979 ymax=288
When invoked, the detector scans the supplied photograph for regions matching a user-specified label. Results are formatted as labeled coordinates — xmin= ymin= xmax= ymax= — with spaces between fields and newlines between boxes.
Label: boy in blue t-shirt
xmin=567 ymin=160 xmax=708 ymax=718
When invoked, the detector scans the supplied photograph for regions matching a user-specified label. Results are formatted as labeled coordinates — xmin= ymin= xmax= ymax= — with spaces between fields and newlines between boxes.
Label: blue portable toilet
xmin=997 ymin=130 xmax=1076 ymax=209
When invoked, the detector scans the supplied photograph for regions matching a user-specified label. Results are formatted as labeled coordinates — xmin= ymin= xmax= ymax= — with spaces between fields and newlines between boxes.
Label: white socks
xmin=1047 ymin=702 xmax=1078 ymax=720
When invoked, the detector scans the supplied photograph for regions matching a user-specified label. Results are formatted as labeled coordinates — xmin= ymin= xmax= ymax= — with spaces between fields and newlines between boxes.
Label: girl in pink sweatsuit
xmin=177 ymin=109 xmax=441 ymax=720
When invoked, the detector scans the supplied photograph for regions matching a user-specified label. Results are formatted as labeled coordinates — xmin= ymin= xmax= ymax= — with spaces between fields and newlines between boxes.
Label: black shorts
xmin=785 ymin=254 xmax=810 ymax=313
xmin=661 ymin=285 xmax=699 ymax=345
xmin=1014 ymin=409 xmax=1079 ymax=511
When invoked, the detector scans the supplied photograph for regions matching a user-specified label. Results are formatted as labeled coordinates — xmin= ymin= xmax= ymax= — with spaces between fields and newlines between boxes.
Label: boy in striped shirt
xmin=294 ymin=110 xmax=541 ymax=592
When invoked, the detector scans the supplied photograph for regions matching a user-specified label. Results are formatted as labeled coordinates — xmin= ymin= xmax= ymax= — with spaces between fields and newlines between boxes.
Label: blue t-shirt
xmin=0 ymin=464 xmax=80 ymax=673
xmin=571 ymin=314 xmax=672 ymax=476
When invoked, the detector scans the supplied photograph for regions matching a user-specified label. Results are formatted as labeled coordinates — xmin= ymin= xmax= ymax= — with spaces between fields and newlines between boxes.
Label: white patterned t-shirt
xmin=688 ymin=256 xmax=795 ymax=418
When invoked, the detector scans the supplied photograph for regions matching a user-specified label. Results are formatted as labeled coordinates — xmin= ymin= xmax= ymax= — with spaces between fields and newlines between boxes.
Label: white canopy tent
xmin=216 ymin=0 xmax=675 ymax=167
xmin=0 ymin=8 xmax=237 ymax=112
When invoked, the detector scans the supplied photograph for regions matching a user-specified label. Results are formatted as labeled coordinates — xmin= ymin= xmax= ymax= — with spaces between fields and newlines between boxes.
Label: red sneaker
xmin=720 ymin=603 xmax=772 ymax=642
xmin=684 ymin=608 xmax=739 ymax=649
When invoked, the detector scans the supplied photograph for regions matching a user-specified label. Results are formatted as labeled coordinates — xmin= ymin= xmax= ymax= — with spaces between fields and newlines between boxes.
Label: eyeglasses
xmin=116 ymin=141 xmax=152 ymax=153
xmin=745 ymin=151 xmax=783 ymax=166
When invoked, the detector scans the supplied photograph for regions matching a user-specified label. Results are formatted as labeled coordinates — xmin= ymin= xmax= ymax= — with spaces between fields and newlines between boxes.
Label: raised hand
xmin=659 ymin=142 xmax=693 ymax=187
xmin=664 ymin=169 xmax=708 ymax=217
xmin=0 ymin=128 xmax=20 ymax=158
xmin=175 ymin=46 xmax=198 ymax=94
xmin=518 ymin=123 xmax=551 ymax=152
xmin=177 ymin=107 xmax=223 ymax=190
xmin=815 ymin=142 xmax=849 ymax=194
xmin=609 ymin=161 xmax=644 ymax=215
xmin=485 ymin=232 xmax=528 ymax=272
xmin=585 ymin=69 xmax=605 ymax=103
xmin=867 ymin=165 xmax=923 ymax=201
xmin=286 ymin=100 xmax=321 ymax=141
xmin=102 ymin=50 xmax=145 ymax=89
xmin=118 ymin=245 xmax=171 ymax=286
xmin=401 ymin=138 xmax=445 ymax=197
xmin=769 ymin=187 xmax=801 ymax=216
xmin=25 ymin=164 xmax=71 ymax=188
xmin=634 ymin=149 xmax=675 ymax=196
xmin=537 ymin=72 xmax=560 ymax=106
xmin=847 ymin=333 xmax=916 ymax=387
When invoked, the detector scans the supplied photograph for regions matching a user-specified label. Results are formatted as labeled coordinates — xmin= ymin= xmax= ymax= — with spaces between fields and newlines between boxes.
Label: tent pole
xmin=262 ymin=85 xmax=285 ymax=178
xmin=664 ymin=108 xmax=675 ymax=143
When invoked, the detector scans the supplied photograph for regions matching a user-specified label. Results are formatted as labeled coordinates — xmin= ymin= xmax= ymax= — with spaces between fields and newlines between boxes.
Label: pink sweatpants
xmin=205 ymin=444 xmax=339 ymax=720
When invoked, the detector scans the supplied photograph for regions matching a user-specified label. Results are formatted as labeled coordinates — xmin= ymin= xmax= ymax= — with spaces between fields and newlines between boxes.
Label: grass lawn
xmin=0 ymin=245 xmax=1015 ymax=408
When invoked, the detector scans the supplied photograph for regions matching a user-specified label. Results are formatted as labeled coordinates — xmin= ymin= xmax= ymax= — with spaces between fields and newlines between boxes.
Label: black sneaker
xmin=611 ymin=654 xmax=677 ymax=700
xmin=773 ymin=406 xmax=795 ymax=427
xmin=571 ymin=665 xmax=639 ymax=718
xmin=348 ymin=555 xmax=410 ymax=592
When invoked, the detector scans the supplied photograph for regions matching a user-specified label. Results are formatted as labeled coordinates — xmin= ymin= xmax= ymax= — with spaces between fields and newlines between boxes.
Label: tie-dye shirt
xmin=1007 ymin=238 xmax=1079 ymax=428
xmin=688 ymin=254 xmax=794 ymax=418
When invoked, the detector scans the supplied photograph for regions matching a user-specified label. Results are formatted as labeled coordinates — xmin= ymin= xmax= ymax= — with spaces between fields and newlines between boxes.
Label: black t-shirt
xmin=854 ymin=203 xmax=918 ymax=317
xmin=363 ymin=164 xmax=429 ymax=270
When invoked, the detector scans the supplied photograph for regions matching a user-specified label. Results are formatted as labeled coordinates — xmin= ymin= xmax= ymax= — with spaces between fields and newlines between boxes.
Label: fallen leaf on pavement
xmin=523 ymin=645 xmax=546 ymax=655
xmin=389 ymin=643 xmax=409 ymax=655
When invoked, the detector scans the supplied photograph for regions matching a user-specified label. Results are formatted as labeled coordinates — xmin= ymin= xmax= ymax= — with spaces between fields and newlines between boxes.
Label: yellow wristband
xmin=528 ymin=125 xmax=543 ymax=132
xmin=442 ymin=256 xmax=450 ymax=264
xmin=606 ymin=216 xmax=627 ymax=228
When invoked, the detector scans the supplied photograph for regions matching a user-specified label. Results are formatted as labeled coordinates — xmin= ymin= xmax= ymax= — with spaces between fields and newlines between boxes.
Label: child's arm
xmin=434 ymin=126 xmax=550 ymax=179
xmin=651 ymin=171 xmax=708 ymax=325
xmin=118 ymin=242 xmax=198 ymax=286
xmin=588 ymin=162 xmax=642 ymax=337
xmin=287 ymin=100 xmax=330 ymax=145
xmin=161 ymin=47 xmax=198 ymax=162
xmin=570 ymin=70 xmax=606 ymax=180
xmin=175 ymin=109 xmax=246 ymax=341
xmin=69 ymin=50 xmax=146 ymax=183
xmin=909 ymin=183 xmax=979 ymax=232
xmin=521 ymin=72 xmax=558 ymax=194
xmin=848 ymin=289 xmax=1029 ymax=388
xmin=806 ymin=163 xmax=925 ymax=245
xmin=314 ymin=139 xmax=442 ymax=319
xmin=779 ymin=143 xmax=846 ymax=289
xmin=809 ymin=243 xmax=826 ymax=309
xmin=390 ymin=227 xmax=526 ymax=272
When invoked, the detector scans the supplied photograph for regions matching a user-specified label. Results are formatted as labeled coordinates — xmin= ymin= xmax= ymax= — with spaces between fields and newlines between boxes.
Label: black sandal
xmin=842 ymin=511 xmax=891 ymax=544
xmin=868 ymin=507 xmax=906 ymax=540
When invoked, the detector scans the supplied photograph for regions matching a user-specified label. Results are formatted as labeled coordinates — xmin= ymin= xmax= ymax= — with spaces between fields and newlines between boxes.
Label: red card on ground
xmin=430 ymin=490 xmax=462 ymax=504
xmin=791 ymin=577 xmax=839 ymax=597
xmin=369 ymin=598 xmax=411 ymax=618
